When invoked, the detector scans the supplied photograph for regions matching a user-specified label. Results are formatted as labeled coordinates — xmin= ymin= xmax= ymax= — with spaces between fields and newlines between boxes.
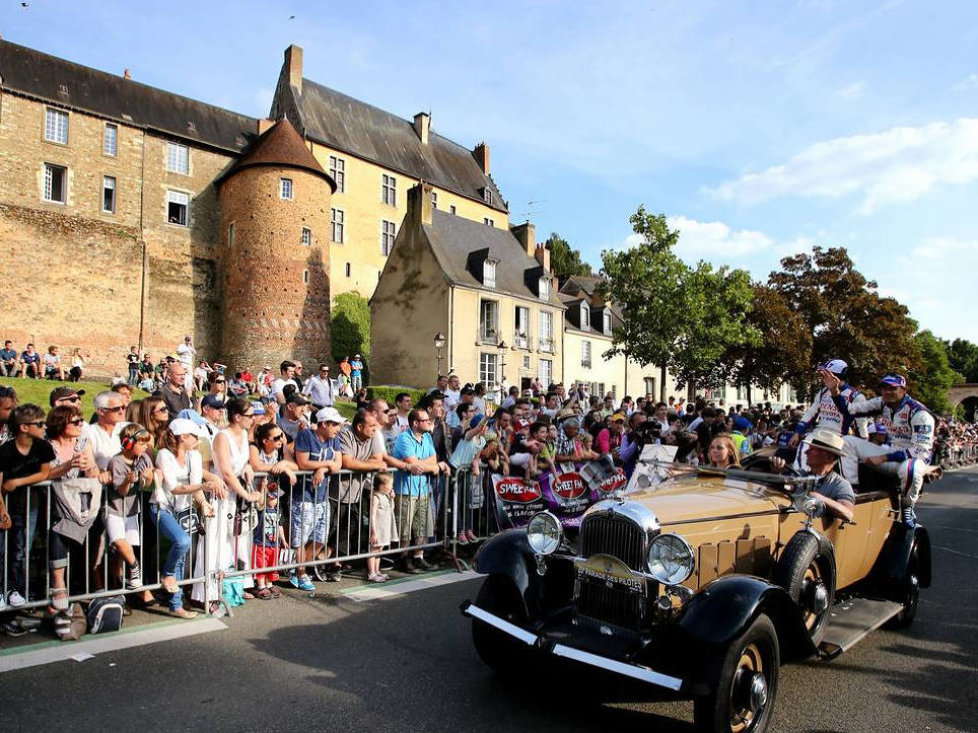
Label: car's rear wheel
xmin=884 ymin=544 xmax=920 ymax=629
xmin=694 ymin=613 xmax=780 ymax=733
xmin=471 ymin=577 xmax=529 ymax=675
xmin=772 ymin=531 xmax=835 ymax=646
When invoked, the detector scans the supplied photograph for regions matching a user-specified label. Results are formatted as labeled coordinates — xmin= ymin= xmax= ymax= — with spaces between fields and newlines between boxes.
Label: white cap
xmin=315 ymin=406 xmax=347 ymax=425
xmin=818 ymin=359 xmax=848 ymax=375
xmin=169 ymin=418 xmax=205 ymax=437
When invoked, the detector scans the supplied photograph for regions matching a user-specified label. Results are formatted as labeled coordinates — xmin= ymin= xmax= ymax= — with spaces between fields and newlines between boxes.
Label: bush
xmin=367 ymin=385 xmax=427 ymax=408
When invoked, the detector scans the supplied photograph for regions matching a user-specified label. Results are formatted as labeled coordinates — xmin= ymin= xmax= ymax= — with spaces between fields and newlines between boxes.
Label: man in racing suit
xmin=822 ymin=371 xmax=939 ymax=526
xmin=789 ymin=359 xmax=867 ymax=473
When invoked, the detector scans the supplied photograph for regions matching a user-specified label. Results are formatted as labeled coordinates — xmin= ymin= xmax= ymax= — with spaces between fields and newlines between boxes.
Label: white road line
xmin=932 ymin=545 xmax=978 ymax=561
xmin=0 ymin=618 xmax=226 ymax=674
xmin=342 ymin=570 xmax=481 ymax=602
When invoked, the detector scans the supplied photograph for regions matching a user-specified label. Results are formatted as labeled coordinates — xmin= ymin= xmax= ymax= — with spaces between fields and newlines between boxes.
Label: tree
xmin=331 ymin=291 xmax=371 ymax=370
xmin=944 ymin=338 xmax=978 ymax=383
xmin=911 ymin=330 xmax=962 ymax=414
xmin=723 ymin=284 xmax=812 ymax=405
xmin=545 ymin=233 xmax=593 ymax=283
xmin=598 ymin=207 xmax=756 ymax=401
xmin=766 ymin=247 xmax=919 ymax=398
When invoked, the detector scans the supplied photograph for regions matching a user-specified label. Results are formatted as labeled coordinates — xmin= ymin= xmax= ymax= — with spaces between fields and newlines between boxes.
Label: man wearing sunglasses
xmin=303 ymin=364 xmax=335 ymax=411
xmin=83 ymin=391 xmax=129 ymax=480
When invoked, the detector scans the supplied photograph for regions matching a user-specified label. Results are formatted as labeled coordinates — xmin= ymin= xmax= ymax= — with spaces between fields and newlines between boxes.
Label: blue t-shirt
xmin=0 ymin=348 xmax=16 ymax=362
xmin=392 ymin=430 xmax=435 ymax=497
xmin=351 ymin=359 xmax=363 ymax=377
xmin=294 ymin=428 xmax=341 ymax=502
xmin=21 ymin=351 xmax=40 ymax=365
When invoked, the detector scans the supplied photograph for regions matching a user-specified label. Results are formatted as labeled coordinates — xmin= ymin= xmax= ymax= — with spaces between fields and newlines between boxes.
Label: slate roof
xmin=290 ymin=80 xmax=508 ymax=214
xmin=0 ymin=40 xmax=257 ymax=154
xmin=219 ymin=118 xmax=335 ymax=190
xmin=424 ymin=209 xmax=562 ymax=307
xmin=560 ymin=277 xmax=623 ymax=335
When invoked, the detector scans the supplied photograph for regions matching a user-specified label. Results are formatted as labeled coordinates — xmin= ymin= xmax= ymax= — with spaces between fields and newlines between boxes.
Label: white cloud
xmin=953 ymin=73 xmax=978 ymax=91
xmin=837 ymin=81 xmax=866 ymax=99
xmin=706 ymin=118 xmax=978 ymax=214
xmin=910 ymin=236 xmax=972 ymax=260
xmin=667 ymin=216 xmax=776 ymax=258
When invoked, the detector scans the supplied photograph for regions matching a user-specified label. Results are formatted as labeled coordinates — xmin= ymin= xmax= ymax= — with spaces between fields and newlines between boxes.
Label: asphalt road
xmin=1 ymin=469 xmax=976 ymax=732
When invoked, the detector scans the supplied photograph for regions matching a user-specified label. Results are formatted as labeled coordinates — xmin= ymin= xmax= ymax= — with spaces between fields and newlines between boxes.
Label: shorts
xmin=105 ymin=513 xmax=140 ymax=546
xmin=290 ymin=500 xmax=330 ymax=548
xmin=394 ymin=494 xmax=434 ymax=545
xmin=252 ymin=544 xmax=280 ymax=582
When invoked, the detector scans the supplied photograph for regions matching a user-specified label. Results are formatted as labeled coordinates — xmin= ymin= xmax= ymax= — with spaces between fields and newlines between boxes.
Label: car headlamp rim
xmin=647 ymin=532 xmax=695 ymax=586
xmin=526 ymin=510 xmax=563 ymax=556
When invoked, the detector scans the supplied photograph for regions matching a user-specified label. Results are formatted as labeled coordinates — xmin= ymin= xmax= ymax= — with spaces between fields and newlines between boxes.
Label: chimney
xmin=413 ymin=112 xmax=430 ymax=145
xmin=258 ymin=118 xmax=275 ymax=136
xmin=473 ymin=141 xmax=490 ymax=175
xmin=511 ymin=222 xmax=535 ymax=258
xmin=123 ymin=68 xmax=131 ymax=80
xmin=284 ymin=44 xmax=303 ymax=94
xmin=408 ymin=181 xmax=434 ymax=227
xmin=535 ymin=242 xmax=551 ymax=273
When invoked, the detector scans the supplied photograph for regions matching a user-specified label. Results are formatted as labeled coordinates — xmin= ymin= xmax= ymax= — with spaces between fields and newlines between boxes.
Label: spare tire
xmin=772 ymin=531 xmax=835 ymax=646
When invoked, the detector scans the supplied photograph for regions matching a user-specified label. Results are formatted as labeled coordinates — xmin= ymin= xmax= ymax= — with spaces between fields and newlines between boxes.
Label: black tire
xmin=884 ymin=544 xmax=920 ymax=629
xmin=772 ymin=531 xmax=835 ymax=646
xmin=694 ymin=614 xmax=780 ymax=733
xmin=471 ymin=578 xmax=529 ymax=675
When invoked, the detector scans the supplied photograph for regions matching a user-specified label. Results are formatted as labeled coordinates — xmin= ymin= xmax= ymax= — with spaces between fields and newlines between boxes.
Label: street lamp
xmin=434 ymin=332 xmax=446 ymax=379
xmin=497 ymin=339 xmax=507 ymax=390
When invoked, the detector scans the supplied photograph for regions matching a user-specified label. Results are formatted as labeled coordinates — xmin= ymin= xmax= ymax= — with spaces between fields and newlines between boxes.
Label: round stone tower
xmin=216 ymin=118 xmax=335 ymax=370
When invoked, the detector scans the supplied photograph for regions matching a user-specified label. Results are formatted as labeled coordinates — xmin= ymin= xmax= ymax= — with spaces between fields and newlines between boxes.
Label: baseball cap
xmin=169 ymin=418 xmax=205 ymax=437
xmin=817 ymin=359 xmax=848 ymax=375
xmin=610 ymin=412 xmax=626 ymax=423
xmin=287 ymin=392 xmax=310 ymax=405
xmin=315 ymin=406 xmax=347 ymax=424
xmin=879 ymin=373 xmax=907 ymax=388
xmin=49 ymin=386 xmax=85 ymax=406
xmin=733 ymin=415 xmax=753 ymax=432
xmin=201 ymin=393 xmax=226 ymax=410
xmin=867 ymin=422 xmax=888 ymax=436
xmin=515 ymin=419 xmax=531 ymax=431
xmin=177 ymin=409 xmax=207 ymax=428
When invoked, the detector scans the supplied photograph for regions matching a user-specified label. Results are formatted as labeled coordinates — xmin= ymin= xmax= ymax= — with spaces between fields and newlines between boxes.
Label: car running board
xmin=818 ymin=597 xmax=903 ymax=661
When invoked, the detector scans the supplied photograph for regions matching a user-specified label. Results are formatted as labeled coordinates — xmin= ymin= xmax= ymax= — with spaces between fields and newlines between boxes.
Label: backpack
xmin=87 ymin=596 xmax=126 ymax=634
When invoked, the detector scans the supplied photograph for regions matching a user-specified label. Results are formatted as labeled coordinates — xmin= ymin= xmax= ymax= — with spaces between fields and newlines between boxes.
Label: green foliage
xmin=943 ymin=337 xmax=978 ymax=383
xmin=0 ymin=376 xmax=148 ymax=421
xmin=766 ymin=247 xmax=920 ymax=399
xmin=331 ymin=291 xmax=371 ymax=366
xmin=545 ymin=232 xmax=593 ymax=282
xmin=597 ymin=206 xmax=756 ymax=399
xmin=910 ymin=330 xmax=962 ymax=414
xmin=366 ymin=385 xmax=427 ymax=408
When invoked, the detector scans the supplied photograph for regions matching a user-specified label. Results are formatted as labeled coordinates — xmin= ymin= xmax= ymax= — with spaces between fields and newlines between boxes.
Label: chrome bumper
xmin=462 ymin=601 xmax=684 ymax=692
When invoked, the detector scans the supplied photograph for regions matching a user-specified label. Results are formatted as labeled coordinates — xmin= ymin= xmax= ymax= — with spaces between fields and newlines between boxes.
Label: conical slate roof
xmin=219 ymin=117 xmax=335 ymax=191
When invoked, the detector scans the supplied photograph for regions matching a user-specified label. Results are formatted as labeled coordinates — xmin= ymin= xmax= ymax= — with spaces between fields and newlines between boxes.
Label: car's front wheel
xmin=772 ymin=531 xmax=835 ymax=646
xmin=471 ymin=577 xmax=529 ymax=675
xmin=694 ymin=613 xmax=780 ymax=733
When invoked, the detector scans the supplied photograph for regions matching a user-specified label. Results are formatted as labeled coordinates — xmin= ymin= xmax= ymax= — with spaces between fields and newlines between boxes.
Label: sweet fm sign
xmin=492 ymin=457 xmax=627 ymax=529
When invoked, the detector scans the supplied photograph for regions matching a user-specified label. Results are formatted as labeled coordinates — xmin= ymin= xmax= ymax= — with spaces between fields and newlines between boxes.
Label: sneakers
xmin=456 ymin=533 xmax=470 ymax=546
xmin=126 ymin=563 xmax=143 ymax=591
xmin=465 ymin=531 xmax=479 ymax=544
xmin=368 ymin=573 xmax=389 ymax=583
xmin=325 ymin=569 xmax=342 ymax=583
xmin=2 ymin=619 xmax=28 ymax=637
xmin=0 ymin=595 xmax=7 ymax=612
xmin=414 ymin=556 xmax=435 ymax=572
xmin=7 ymin=590 xmax=26 ymax=607
xmin=293 ymin=574 xmax=316 ymax=592
xmin=400 ymin=558 xmax=422 ymax=575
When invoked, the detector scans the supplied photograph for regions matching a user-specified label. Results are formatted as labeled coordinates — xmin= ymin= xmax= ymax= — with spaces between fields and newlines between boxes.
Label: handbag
xmin=233 ymin=495 xmax=258 ymax=537
xmin=176 ymin=506 xmax=204 ymax=536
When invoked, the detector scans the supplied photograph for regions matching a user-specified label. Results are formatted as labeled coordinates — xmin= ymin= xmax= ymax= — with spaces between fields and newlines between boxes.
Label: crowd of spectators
xmin=2 ymin=336 xmax=978 ymax=639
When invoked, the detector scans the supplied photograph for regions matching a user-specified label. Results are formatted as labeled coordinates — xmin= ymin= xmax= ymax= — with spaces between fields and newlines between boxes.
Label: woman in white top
xmin=154 ymin=419 xmax=225 ymax=618
xmin=68 ymin=348 xmax=86 ymax=382
xmin=195 ymin=398 xmax=261 ymax=606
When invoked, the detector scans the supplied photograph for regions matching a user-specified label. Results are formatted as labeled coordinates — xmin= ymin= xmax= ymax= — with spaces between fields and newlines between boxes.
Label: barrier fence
xmin=0 ymin=466 xmax=500 ymax=620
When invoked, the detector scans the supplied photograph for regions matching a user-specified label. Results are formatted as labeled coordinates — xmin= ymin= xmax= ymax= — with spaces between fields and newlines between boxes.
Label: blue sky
xmin=4 ymin=0 xmax=978 ymax=342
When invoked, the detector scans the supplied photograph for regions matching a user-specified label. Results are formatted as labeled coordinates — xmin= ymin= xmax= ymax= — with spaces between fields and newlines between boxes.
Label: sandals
xmin=268 ymin=585 xmax=282 ymax=599
xmin=169 ymin=607 xmax=198 ymax=619
xmin=161 ymin=576 xmax=180 ymax=594
xmin=255 ymin=587 xmax=273 ymax=600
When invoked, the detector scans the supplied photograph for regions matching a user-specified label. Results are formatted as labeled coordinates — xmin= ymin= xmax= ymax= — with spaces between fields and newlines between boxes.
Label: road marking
xmin=341 ymin=569 xmax=481 ymax=602
xmin=0 ymin=617 xmax=226 ymax=674
xmin=932 ymin=545 xmax=978 ymax=561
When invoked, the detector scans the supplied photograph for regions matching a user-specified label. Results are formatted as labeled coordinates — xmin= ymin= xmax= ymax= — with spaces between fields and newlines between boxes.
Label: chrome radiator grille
xmin=579 ymin=513 xmax=646 ymax=571
xmin=576 ymin=581 xmax=644 ymax=630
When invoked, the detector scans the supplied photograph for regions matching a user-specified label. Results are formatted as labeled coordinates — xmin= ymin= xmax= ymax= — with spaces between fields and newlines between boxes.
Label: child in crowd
xmin=127 ymin=346 xmax=140 ymax=386
xmin=367 ymin=471 xmax=397 ymax=583
xmin=449 ymin=414 xmax=489 ymax=544
xmin=106 ymin=424 xmax=157 ymax=605
xmin=252 ymin=477 xmax=287 ymax=599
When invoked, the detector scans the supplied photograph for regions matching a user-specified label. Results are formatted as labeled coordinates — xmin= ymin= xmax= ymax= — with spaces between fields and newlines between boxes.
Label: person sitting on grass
xmin=105 ymin=424 xmax=158 ymax=607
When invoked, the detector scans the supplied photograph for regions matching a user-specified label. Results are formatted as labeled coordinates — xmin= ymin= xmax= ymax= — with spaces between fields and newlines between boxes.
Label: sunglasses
xmin=69 ymin=417 xmax=85 ymax=426
xmin=268 ymin=434 xmax=284 ymax=442
xmin=242 ymin=412 xmax=255 ymax=418
xmin=215 ymin=379 xmax=226 ymax=384
xmin=154 ymin=406 xmax=168 ymax=413
xmin=23 ymin=420 xmax=46 ymax=427
xmin=103 ymin=405 xmax=126 ymax=413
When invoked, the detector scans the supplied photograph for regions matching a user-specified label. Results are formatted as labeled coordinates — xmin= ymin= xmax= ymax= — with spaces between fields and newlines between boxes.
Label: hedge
xmin=367 ymin=385 xmax=428 ymax=408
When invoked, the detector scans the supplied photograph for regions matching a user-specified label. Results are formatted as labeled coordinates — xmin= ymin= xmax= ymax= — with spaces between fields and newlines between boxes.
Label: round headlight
xmin=527 ymin=511 xmax=563 ymax=555
xmin=647 ymin=533 xmax=695 ymax=586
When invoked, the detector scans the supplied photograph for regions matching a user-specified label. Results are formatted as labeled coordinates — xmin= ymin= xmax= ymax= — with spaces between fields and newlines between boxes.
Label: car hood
xmin=625 ymin=475 xmax=789 ymax=527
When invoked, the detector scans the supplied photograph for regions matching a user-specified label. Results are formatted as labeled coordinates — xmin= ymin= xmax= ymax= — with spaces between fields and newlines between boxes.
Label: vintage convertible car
xmin=461 ymin=458 xmax=930 ymax=733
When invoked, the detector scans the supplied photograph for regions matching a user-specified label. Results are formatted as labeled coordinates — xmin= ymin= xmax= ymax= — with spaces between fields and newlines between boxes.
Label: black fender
xmin=675 ymin=575 xmax=816 ymax=661
xmin=865 ymin=523 xmax=931 ymax=591
xmin=472 ymin=528 xmax=537 ymax=619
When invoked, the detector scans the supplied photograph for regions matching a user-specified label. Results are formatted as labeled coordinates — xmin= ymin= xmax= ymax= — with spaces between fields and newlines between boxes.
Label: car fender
xmin=873 ymin=523 xmax=931 ymax=589
xmin=473 ymin=529 xmax=537 ymax=618
xmin=676 ymin=575 xmax=816 ymax=660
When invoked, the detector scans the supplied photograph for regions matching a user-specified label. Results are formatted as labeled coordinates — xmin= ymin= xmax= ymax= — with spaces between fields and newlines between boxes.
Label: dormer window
xmin=483 ymin=259 xmax=497 ymax=288
xmin=581 ymin=303 xmax=590 ymax=328
xmin=603 ymin=309 xmax=612 ymax=334
xmin=482 ymin=186 xmax=493 ymax=205
xmin=539 ymin=277 xmax=550 ymax=300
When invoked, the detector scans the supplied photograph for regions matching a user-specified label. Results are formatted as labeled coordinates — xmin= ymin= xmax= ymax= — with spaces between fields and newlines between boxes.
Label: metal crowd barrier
xmin=0 ymin=465 xmax=503 ymax=622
